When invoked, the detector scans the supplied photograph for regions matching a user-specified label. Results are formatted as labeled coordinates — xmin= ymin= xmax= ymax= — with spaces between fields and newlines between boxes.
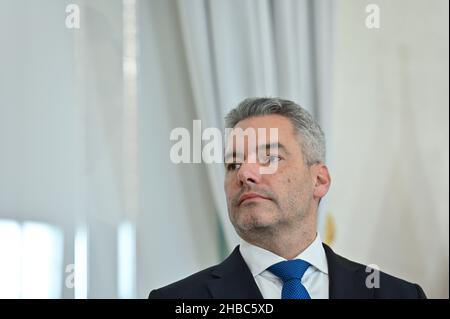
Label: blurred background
xmin=0 ymin=0 xmax=448 ymax=298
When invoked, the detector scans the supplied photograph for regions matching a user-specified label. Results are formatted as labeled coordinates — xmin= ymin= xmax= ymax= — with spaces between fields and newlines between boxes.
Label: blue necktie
xmin=268 ymin=259 xmax=311 ymax=299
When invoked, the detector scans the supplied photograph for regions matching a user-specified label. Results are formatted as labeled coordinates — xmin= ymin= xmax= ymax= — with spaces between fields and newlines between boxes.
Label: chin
xmin=235 ymin=211 xmax=278 ymax=232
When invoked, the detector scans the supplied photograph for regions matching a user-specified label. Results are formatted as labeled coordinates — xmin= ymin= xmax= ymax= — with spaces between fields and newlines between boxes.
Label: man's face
xmin=224 ymin=115 xmax=325 ymax=237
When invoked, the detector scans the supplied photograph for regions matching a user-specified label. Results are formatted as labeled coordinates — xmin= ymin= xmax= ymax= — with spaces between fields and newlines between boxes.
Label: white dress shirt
xmin=239 ymin=233 xmax=329 ymax=299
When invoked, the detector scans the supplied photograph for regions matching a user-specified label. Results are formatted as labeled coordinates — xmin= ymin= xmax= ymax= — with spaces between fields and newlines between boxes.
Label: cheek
xmin=224 ymin=175 xmax=232 ymax=192
xmin=281 ymin=173 xmax=309 ymax=197
xmin=270 ymin=175 xmax=294 ymax=201
xmin=224 ymin=180 xmax=236 ymax=201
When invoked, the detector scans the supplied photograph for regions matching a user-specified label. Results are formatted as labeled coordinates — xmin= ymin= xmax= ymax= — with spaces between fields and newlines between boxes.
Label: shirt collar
xmin=239 ymin=233 xmax=329 ymax=277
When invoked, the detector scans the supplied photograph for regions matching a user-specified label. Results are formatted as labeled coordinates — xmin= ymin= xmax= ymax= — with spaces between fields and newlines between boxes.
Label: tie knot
xmin=268 ymin=259 xmax=310 ymax=282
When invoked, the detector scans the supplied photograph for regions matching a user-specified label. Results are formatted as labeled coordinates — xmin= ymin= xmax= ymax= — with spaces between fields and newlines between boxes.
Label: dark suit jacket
xmin=149 ymin=243 xmax=426 ymax=299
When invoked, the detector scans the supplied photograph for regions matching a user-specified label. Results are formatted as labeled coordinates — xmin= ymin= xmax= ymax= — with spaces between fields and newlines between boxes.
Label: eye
xmin=260 ymin=154 xmax=281 ymax=164
xmin=226 ymin=163 xmax=242 ymax=171
xmin=268 ymin=155 xmax=281 ymax=162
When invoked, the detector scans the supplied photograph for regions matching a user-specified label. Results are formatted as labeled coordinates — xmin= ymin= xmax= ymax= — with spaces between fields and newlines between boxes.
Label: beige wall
xmin=329 ymin=0 xmax=449 ymax=298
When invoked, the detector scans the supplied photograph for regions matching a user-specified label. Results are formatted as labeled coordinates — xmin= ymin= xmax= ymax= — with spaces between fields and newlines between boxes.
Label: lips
xmin=238 ymin=192 xmax=271 ymax=205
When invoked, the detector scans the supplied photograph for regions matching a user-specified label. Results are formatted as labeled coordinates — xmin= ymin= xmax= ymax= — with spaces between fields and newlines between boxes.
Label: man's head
xmin=223 ymin=97 xmax=331 ymax=243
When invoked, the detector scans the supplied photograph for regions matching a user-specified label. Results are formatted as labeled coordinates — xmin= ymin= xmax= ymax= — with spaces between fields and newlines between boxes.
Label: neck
xmin=240 ymin=218 xmax=317 ymax=260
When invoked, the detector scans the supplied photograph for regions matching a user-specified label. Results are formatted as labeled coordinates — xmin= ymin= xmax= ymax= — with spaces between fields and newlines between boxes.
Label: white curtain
xmin=330 ymin=0 xmax=448 ymax=298
xmin=175 ymin=0 xmax=335 ymax=249
xmin=4 ymin=0 xmax=446 ymax=299
xmin=136 ymin=0 xmax=334 ymax=293
xmin=0 ymin=0 xmax=334 ymax=298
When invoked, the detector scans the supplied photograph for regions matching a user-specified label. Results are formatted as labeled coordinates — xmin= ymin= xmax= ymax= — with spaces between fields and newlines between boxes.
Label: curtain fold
xmin=176 ymin=0 xmax=335 ymax=250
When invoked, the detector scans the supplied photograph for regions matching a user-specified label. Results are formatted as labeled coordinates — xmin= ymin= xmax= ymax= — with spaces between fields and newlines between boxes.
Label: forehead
xmin=234 ymin=114 xmax=296 ymax=138
xmin=224 ymin=114 xmax=298 ymax=156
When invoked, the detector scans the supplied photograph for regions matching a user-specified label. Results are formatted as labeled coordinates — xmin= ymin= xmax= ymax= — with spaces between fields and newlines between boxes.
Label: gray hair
xmin=224 ymin=97 xmax=326 ymax=165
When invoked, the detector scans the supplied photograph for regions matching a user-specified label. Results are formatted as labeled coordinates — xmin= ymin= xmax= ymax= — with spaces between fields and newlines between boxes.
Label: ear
xmin=312 ymin=164 xmax=331 ymax=200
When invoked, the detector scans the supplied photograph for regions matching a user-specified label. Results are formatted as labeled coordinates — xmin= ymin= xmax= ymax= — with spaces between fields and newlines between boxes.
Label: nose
xmin=237 ymin=162 xmax=262 ymax=186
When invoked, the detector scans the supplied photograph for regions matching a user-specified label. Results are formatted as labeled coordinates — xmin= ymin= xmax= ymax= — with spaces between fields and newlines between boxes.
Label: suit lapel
xmin=206 ymin=243 xmax=374 ymax=299
xmin=323 ymin=243 xmax=375 ymax=299
xmin=207 ymin=246 xmax=263 ymax=299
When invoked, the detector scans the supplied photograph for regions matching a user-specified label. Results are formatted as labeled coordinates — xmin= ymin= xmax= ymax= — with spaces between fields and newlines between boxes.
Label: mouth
xmin=238 ymin=192 xmax=271 ymax=206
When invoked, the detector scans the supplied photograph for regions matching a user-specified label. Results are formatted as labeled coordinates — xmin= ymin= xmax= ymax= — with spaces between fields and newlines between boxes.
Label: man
xmin=149 ymin=97 xmax=426 ymax=299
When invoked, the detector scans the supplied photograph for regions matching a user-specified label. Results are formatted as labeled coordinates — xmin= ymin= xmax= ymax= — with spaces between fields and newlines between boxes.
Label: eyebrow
xmin=265 ymin=142 xmax=288 ymax=154
xmin=224 ymin=142 xmax=289 ymax=163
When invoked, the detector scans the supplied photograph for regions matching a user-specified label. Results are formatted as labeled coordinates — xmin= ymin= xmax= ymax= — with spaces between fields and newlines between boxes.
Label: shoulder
xmin=148 ymin=264 xmax=219 ymax=299
xmin=375 ymin=268 xmax=427 ymax=298
xmin=148 ymin=246 xmax=245 ymax=299
xmin=323 ymin=244 xmax=427 ymax=299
